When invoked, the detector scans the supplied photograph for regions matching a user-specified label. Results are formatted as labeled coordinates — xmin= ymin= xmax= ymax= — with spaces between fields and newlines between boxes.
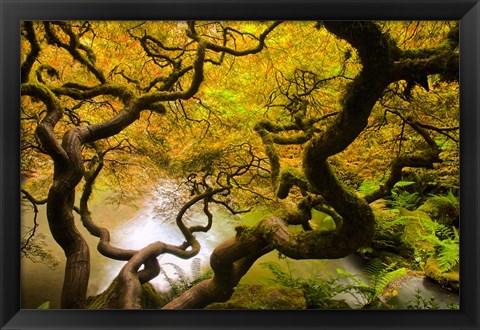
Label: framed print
xmin=1 ymin=0 xmax=479 ymax=329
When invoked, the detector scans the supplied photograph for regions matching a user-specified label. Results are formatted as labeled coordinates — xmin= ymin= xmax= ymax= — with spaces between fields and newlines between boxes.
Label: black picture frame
xmin=1 ymin=0 xmax=479 ymax=329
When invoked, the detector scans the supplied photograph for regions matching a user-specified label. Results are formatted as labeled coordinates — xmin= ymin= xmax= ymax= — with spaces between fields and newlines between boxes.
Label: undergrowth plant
xmin=423 ymin=222 xmax=459 ymax=272
xmin=260 ymin=260 xmax=344 ymax=308
xmin=386 ymin=177 xmax=438 ymax=210
xmin=372 ymin=211 xmax=406 ymax=251
xmin=261 ymin=258 xmax=407 ymax=309
xmin=387 ymin=190 xmax=423 ymax=210
xmin=335 ymin=258 xmax=407 ymax=307
xmin=159 ymin=258 xmax=214 ymax=302
xmin=358 ymin=179 xmax=382 ymax=196
xmin=426 ymin=191 xmax=460 ymax=226
xmin=406 ymin=289 xmax=439 ymax=309
xmin=428 ymin=191 xmax=459 ymax=209
xmin=399 ymin=215 xmax=459 ymax=272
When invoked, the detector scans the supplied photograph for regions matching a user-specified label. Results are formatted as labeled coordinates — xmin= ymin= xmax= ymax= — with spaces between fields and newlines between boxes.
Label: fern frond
xmin=375 ymin=268 xmax=407 ymax=296
xmin=437 ymin=242 xmax=459 ymax=272
xmin=435 ymin=224 xmax=456 ymax=240
xmin=336 ymin=268 xmax=368 ymax=287
xmin=164 ymin=262 xmax=189 ymax=286
xmin=358 ymin=179 xmax=380 ymax=195
xmin=394 ymin=181 xmax=416 ymax=188
xmin=363 ymin=258 xmax=385 ymax=277
xmin=260 ymin=262 xmax=299 ymax=288
xmin=428 ymin=191 xmax=459 ymax=208
xmin=191 ymin=257 xmax=202 ymax=279
xmin=159 ymin=266 xmax=179 ymax=294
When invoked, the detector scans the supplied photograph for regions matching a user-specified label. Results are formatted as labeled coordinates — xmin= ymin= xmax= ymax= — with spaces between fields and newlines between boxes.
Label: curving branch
xmin=21 ymin=27 xmax=209 ymax=309
xmin=43 ymin=22 xmax=107 ymax=84
xmin=135 ymin=42 xmax=206 ymax=107
xmin=188 ymin=21 xmax=282 ymax=57
xmin=20 ymin=21 xmax=459 ymax=311
xmin=164 ymin=209 xmax=350 ymax=309
xmin=364 ymin=111 xmax=442 ymax=203
xmin=164 ymin=232 xmax=271 ymax=309
xmin=20 ymin=189 xmax=48 ymax=255
xmin=21 ymin=22 xmax=41 ymax=84
xmin=79 ymin=142 xmax=242 ymax=308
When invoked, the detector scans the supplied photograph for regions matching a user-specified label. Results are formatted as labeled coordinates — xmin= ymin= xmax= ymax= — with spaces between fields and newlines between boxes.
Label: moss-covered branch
xmin=44 ymin=22 xmax=107 ymax=84
xmin=21 ymin=22 xmax=41 ymax=84
xmin=136 ymin=42 xmax=206 ymax=106
xmin=365 ymin=114 xmax=442 ymax=203
xmin=164 ymin=210 xmax=353 ymax=309
xmin=276 ymin=168 xmax=310 ymax=199
xmin=188 ymin=21 xmax=282 ymax=57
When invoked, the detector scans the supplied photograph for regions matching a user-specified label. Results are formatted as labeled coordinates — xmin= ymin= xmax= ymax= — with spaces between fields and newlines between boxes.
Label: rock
xmin=417 ymin=195 xmax=459 ymax=227
xmin=424 ymin=257 xmax=459 ymax=292
xmin=206 ymin=284 xmax=307 ymax=309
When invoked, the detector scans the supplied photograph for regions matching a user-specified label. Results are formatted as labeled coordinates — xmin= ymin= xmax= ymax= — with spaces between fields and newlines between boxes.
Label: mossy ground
xmin=85 ymin=278 xmax=166 ymax=309
xmin=206 ymin=284 xmax=307 ymax=309
xmin=424 ymin=257 xmax=459 ymax=292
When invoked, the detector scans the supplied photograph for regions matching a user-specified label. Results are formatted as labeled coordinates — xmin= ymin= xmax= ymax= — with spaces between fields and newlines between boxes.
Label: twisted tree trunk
xmin=163 ymin=21 xmax=458 ymax=310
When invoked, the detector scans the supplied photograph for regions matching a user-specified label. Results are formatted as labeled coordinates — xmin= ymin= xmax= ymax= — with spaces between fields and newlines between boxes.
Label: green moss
xmin=140 ymin=283 xmax=166 ymax=309
xmin=400 ymin=211 xmax=436 ymax=255
xmin=206 ymin=284 xmax=307 ymax=309
xmin=276 ymin=168 xmax=309 ymax=199
xmin=417 ymin=193 xmax=459 ymax=227
xmin=235 ymin=225 xmax=257 ymax=241
xmin=373 ymin=251 xmax=415 ymax=270
xmin=85 ymin=278 xmax=121 ymax=309
xmin=424 ymin=257 xmax=459 ymax=292
xmin=85 ymin=278 xmax=166 ymax=309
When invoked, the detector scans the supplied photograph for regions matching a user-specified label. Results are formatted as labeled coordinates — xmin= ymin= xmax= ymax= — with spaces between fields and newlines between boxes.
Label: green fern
xmin=435 ymin=224 xmax=457 ymax=240
xmin=435 ymin=227 xmax=459 ymax=272
xmin=428 ymin=190 xmax=459 ymax=208
xmin=358 ymin=179 xmax=381 ymax=195
xmin=374 ymin=268 xmax=407 ymax=297
xmin=436 ymin=242 xmax=459 ymax=272
xmin=426 ymin=191 xmax=460 ymax=226
xmin=387 ymin=191 xmax=423 ymax=210
xmin=159 ymin=266 xmax=182 ymax=296
xmin=336 ymin=259 xmax=407 ymax=307
xmin=373 ymin=213 xmax=407 ymax=250
xmin=363 ymin=258 xmax=385 ymax=277
xmin=406 ymin=289 xmax=440 ymax=309
xmin=399 ymin=215 xmax=459 ymax=272
xmin=159 ymin=259 xmax=214 ymax=302
xmin=261 ymin=260 xmax=344 ymax=308
xmin=190 ymin=257 xmax=202 ymax=279
xmin=394 ymin=181 xmax=416 ymax=188
xmin=260 ymin=261 xmax=299 ymax=289
xmin=189 ymin=269 xmax=213 ymax=287
xmin=163 ymin=262 xmax=189 ymax=287
xmin=416 ymin=221 xmax=459 ymax=271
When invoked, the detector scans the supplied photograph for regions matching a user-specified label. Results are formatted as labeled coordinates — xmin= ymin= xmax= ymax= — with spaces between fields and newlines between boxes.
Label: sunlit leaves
xmin=20 ymin=20 xmax=459 ymax=215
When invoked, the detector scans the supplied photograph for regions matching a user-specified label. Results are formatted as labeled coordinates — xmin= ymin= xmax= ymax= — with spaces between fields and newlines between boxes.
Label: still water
xmin=20 ymin=181 xmax=459 ymax=309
